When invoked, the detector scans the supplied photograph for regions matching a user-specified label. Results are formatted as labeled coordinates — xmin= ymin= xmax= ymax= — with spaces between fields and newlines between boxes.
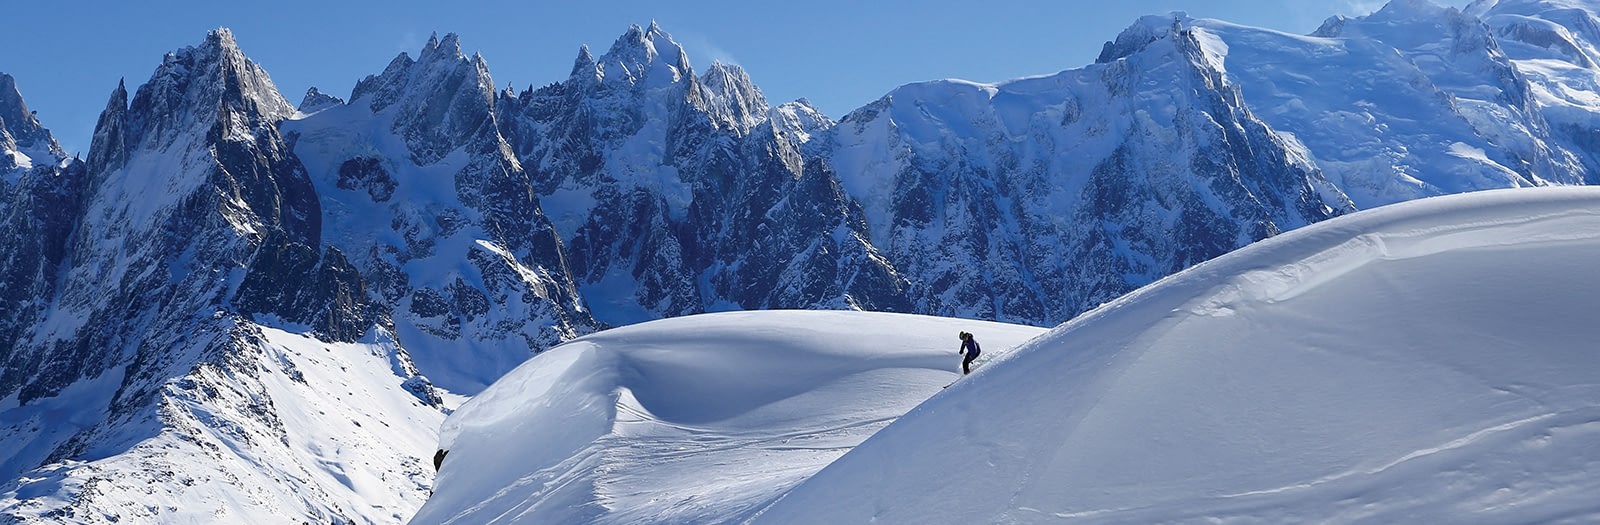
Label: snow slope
xmin=410 ymin=311 xmax=1046 ymax=524
xmin=0 ymin=323 xmax=448 ymax=523
xmin=428 ymin=186 xmax=1600 ymax=524
xmin=755 ymin=186 xmax=1600 ymax=523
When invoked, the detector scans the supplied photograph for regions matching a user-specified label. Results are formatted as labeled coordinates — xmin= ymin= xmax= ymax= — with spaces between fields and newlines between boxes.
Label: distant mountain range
xmin=1 ymin=0 xmax=1597 ymax=522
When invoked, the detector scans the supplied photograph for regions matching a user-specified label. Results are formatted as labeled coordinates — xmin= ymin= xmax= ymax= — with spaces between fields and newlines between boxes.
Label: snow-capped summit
xmin=130 ymin=28 xmax=293 ymax=148
xmin=826 ymin=12 xmax=1350 ymax=326
xmin=1 ymin=29 xmax=439 ymax=524
xmin=585 ymin=21 xmax=692 ymax=89
xmin=9 ymin=3 xmax=1600 ymax=522
xmin=1097 ymin=12 xmax=1190 ymax=63
xmin=348 ymin=31 xmax=499 ymax=165
xmin=1185 ymin=1 xmax=1592 ymax=210
xmin=296 ymin=86 xmax=343 ymax=114
xmin=284 ymin=32 xmax=595 ymax=394
xmin=1375 ymin=0 xmax=1460 ymax=18
xmin=1463 ymin=0 xmax=1600 ymax=177
xmin=691 ymin=61 xmax=768 ymax=133
xmin=1473 ymin=0 xmax=1600 ymax=66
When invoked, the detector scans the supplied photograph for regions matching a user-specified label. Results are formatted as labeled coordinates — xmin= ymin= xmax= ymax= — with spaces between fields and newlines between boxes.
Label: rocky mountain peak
xmin=571 ymin=44 xmax=598 ymax=80
xmin=297 ymin=86 xmax=343 ymax=113
xmin=84 ymin=78 xmax=128 ymax=174
xmin=690 ymin=61 xmax=770 ymax=133
xmin=1097 ymin=13 xmax=1191 ymax=63
xmin=587 ymin=21 xmax=693 ymax=88
xmin=1313 ymin=15 xmax=1351 ymax=37
xmin=344 ymin=33 xmax=500 ymax=165
xmin=0 ymin=72 xmax=64 ymax=160
xmin=113 ymin=27 xmax=293 ymax=154
xmin=420 ymin=32 xmax=466 ymax=65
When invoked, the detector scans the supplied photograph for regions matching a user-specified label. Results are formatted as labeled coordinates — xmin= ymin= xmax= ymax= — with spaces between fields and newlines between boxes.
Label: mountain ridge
xmin=2 ymin=0 xmax=1599 ymax=522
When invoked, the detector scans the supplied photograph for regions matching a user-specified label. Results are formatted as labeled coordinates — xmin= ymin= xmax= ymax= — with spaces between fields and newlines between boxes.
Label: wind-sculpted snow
xmin=7 ymin=2 xmax=1600 ymax=523
xmin=411 ymin=310 xmax=1046 ymax=524
xmin=752 ymin=186 xmax=1600 ymax=523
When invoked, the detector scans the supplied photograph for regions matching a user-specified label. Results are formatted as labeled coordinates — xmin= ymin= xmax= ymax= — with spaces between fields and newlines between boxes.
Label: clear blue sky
xmin=3 ymin=0 xmax=1471 ymax=155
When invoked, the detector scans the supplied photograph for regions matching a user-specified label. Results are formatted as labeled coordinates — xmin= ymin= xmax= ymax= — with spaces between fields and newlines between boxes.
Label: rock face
xmin=497 ymin=23 xmax=910 ymax=325
xmin=284 ymin=31 xmax=598 ymax=393
xmin=0 ymin=30 xmax=449 ymax=523
xmin=2 ymin=0 xmax=1600 ymax=521
xmin=0 ymin=73 xmax=88 ymax=392
xmin=823 ymin=17 xmax=1351 ymax=324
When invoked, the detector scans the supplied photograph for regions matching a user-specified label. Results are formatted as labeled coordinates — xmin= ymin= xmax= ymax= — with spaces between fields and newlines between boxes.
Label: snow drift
xmin=754 ymin=186 xmax=1600 ymax=523
xmin=411 ymin=311 xmax=1046 ymax=524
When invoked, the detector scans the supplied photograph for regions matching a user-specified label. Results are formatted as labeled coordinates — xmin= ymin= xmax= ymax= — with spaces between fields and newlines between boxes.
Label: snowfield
xmin=422 ymin=186 xmax=1600 ymax=524
xmin=412 ymin=312 xmax=1045 ymax=524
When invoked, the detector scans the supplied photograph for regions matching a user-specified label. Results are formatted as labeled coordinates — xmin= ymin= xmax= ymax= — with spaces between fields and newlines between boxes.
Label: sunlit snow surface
xmin=0 ymin=325 xmax=448 ymax=523
xmin=411 ymin=311 xmax=1045 ymax=524
xmin=757 ymin=186 xmax=1600 ymax=523
xmin=427 ymin=187 xmax=1600 ymax=524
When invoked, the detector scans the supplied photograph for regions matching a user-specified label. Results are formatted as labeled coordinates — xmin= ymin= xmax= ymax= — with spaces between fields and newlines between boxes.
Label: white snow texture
xmin=425 ymin=186 xmax=1600 ymax=524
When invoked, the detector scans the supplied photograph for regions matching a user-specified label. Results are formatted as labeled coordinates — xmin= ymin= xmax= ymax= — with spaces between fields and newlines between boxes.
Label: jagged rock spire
xmin=85 ymin=78 xmax=129 ymax=174
xmin=571 ymin=44 xmax=597 ymax=80
xmin=0 ymin=72 xmax=65 ymax=159
xmin=586 ymin=21 xmax=694 ymax=87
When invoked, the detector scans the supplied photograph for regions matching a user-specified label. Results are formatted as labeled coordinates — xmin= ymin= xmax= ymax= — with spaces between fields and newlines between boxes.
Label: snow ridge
xmin=4 ymin=1 xmax=1600 ymax=522
xmin=750 ymin=186 xmax=1600 ymax=524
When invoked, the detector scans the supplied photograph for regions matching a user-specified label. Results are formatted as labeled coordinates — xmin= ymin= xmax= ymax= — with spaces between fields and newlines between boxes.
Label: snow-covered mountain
xmin=1467 ymin=0 xmax=1600 ymax=179
xmin=283 ymin=31 xmax=597 ymax=394
xmin=824 ymin=18 xmax=1353 ymax=325
xmin=0 ymin=30 xmax=447 ymax=523
xmin=427 ymin=186 xmax=1600 ymax=524
xmin=0 ymin=72 xmax=87 ymax=380
xmin=3 ymin=0 xmax=1600 ymax=522
xmin=1212 ymin=0 xmax=1589 ymax=207
xmin=496 ymin=22 xmax=909 ymax=326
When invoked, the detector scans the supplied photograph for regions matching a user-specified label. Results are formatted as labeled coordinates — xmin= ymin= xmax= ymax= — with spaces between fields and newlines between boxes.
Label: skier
xmin=958 ymin=331 xmax=981 ymax=375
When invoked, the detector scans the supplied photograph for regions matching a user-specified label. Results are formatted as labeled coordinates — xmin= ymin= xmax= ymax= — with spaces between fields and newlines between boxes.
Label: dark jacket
xmin=961 ymin=337 xmax=981 ymax=358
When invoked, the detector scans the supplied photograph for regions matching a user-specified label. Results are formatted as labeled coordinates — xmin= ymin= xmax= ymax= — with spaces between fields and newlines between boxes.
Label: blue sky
xmin=4 ymin=0 xmax=1471 ymax=155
